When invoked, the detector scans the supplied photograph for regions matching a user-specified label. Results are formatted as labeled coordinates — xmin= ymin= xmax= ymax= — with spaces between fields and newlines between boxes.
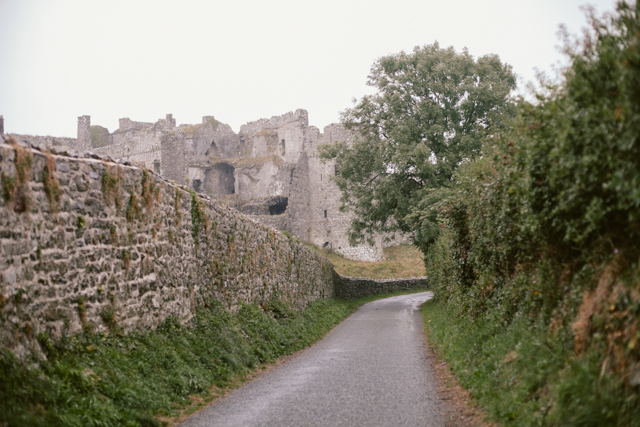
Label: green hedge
xmin=418 ymin=2 xmax=640 ymax=425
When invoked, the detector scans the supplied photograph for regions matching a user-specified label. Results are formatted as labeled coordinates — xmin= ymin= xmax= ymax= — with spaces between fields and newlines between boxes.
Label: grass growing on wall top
xmin=0 ymin=292 xmax=416 ymax=427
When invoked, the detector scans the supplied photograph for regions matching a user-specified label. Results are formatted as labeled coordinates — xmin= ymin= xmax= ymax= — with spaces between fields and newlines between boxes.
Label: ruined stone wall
xmin=40 ymin=110 xmax=400 ymax=262
xmin=90 ymin=125 xmax=112 ymax=149
xmin=91 ymin=115 xmax=184 ymax=173
xmin=106 ymin=116 xmax=243 ymax=191
xmin=231 ymin=110 xmax=312 ymax=241
xmin=159 ymin=133 xmax=189 ymax=185
xmin=0 ymin=136 xmax=336 ymax=359
xmin=307 ymin=124 xmax=385 ymax=261
xmin=233 ymin=110 xmax=309 ymax=200
xmin=5 ymin=135 xmax=77 ymax=153
xmin=239 ymin=109 xmax=308 ymax=151
xmin=234 ymin=157 xmax=285 ymax=201
xmin=286 ymin=152 xmax=312 ymax=241
xmin=94 ymin=128 xmax=163 ymax=172
xmin=117 ymin=118 xmax=155 ymax=132
xmin=199 ymin=120 xmax=243 ymax=159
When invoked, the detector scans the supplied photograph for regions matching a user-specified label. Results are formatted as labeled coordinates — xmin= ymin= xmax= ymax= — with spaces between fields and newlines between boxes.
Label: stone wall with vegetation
xmin=0 ymin=136 xmax=336 ymax=359
xmin=336 ymin=276 xmax=428 ymax=299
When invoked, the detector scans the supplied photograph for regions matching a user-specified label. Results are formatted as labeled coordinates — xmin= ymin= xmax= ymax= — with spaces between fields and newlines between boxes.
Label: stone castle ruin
xmin=2 ymin=111 xmax=406 ymax=261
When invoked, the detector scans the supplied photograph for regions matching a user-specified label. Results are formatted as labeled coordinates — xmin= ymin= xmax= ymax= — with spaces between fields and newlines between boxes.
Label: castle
xmin=1 ymin=111 xmax=406 ymax=261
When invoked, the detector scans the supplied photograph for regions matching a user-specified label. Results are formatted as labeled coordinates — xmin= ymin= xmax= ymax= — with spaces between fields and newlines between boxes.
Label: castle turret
xmin=77 ymin=115 xmax=91 ymax=152
xmin=165 ymin=114 xmax=175 ymax=129
xmin=0 ymin=115 xmax=4 ymax=134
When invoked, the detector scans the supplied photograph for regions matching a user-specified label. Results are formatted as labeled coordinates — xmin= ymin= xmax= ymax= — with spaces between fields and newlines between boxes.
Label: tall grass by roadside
xmin=422 ymin=299 xmax=640 ymax=426
xmin=0 ymin=291 xmax=419 ymax=427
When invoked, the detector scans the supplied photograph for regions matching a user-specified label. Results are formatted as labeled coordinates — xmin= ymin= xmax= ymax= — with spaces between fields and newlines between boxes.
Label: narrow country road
xmin=179 ymin=292 xmax=444 ymax=427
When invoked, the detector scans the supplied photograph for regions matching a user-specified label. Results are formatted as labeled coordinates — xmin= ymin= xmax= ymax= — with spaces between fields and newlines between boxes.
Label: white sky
xmin=0 ymin=0 xmax=618 ymax=137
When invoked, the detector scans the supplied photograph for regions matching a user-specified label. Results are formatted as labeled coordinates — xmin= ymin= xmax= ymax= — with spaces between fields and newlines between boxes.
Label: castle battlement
xmin=1 ymin=111 xmax=408 ymax=261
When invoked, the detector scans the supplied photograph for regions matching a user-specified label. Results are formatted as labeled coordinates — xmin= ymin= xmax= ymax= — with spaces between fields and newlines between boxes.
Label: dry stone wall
xmin=336 ymin=276 xmax=428 ymax=299
xmin=0 ymin=136 xmax=337 ymax=359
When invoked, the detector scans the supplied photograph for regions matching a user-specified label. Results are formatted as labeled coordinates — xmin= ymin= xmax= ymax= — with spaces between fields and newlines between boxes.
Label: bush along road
xmin=418 ymin=3 xmax=640 ymax=426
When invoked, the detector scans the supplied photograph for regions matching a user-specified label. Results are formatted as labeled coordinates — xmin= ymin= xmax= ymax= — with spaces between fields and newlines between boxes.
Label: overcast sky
xmin=0 ymin=0 xmax=619 ymax=138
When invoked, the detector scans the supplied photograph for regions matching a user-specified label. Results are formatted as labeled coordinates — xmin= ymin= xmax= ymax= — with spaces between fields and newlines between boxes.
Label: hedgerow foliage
xmin=420 ymin=2 xmax=640 ymax=425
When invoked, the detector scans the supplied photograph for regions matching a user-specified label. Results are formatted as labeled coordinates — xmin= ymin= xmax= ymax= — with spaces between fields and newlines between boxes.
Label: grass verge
xmin=421 ymin=299 xmax=640 ymax=427
xmin=305 ymin=244 xmax=426 ymax=279
xmin=0 ymin=290 xmax=423 ymax=427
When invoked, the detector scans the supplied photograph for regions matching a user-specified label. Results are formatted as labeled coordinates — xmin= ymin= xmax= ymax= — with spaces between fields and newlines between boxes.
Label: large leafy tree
xmin=320 ymin=43 xmax=516 ymax=245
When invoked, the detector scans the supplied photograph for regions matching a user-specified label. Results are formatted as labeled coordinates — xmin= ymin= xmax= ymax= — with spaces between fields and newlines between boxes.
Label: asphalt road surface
xmin=179 ymin=292 xmax=444 ymax=427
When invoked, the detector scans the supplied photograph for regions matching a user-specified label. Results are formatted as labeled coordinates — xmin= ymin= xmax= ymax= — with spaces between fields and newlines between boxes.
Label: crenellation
xmin=157 ymin=113 xmax=176 ymax=130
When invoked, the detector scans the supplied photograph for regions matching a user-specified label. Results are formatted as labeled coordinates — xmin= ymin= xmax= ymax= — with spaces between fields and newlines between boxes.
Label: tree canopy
xmin=319 ymin=43 xmax=516 ymax=245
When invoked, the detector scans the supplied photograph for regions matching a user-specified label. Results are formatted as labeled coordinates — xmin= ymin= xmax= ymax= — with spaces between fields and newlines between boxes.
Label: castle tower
xmin=165 ymin=114 xmax=175 ymax=129
xmin=77 ymin=115 xmax=91 ymax=152
xmin=0 ymin=115 xmax=4 ymax=134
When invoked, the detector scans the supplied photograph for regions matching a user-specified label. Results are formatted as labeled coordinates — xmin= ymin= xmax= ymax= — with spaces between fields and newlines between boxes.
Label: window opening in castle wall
xmin=269 ymin=197 xmax=288 ymax=215
xmin=193 ymin=179 xmax=202 ymax=193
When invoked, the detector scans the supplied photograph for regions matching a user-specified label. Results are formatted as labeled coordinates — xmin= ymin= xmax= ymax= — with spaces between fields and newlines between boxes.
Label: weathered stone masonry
xmin=4 ymin=111 xmax=412 ymax=262
xmin=0 ymin=137 xmax=337 ymax=359
xmin=336 ymin=276 xmax=428 ymax=300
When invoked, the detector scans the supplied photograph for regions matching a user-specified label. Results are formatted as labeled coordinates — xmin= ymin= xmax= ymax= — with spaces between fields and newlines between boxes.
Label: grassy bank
xmin=422 ymin=296 xmax=640 ymax=426
xmin=308 ymin=244 xmax=425 ymax=279
xmin=0 ymin=291 xmax=420 ymax=427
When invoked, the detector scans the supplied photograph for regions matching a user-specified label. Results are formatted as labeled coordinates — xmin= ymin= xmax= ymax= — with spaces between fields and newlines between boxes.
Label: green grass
xmin=307 ymin=244 xmax=426 ymax=279
xmin=0 ymin=291 xmax=422 ymax=427
xmin=421 ymin=299 xmax=640 ymax=427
